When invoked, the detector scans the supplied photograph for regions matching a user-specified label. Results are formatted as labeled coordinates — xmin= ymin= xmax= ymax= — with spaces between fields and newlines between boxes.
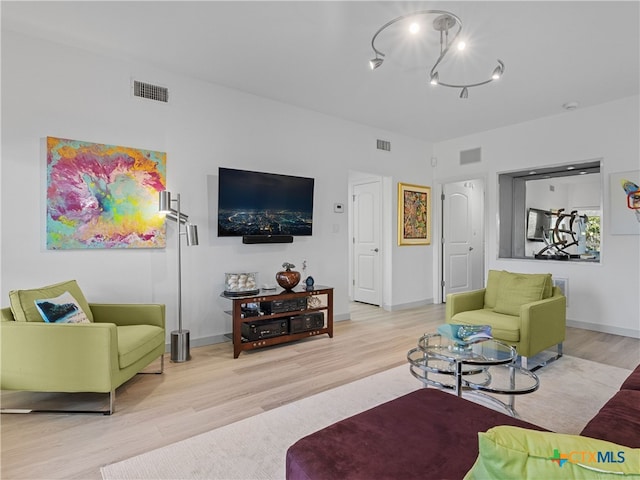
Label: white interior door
xmin=353 ymin=180 xmax=382 ymax=305
xmin=443 ymin=180 xmax=484 ymax=299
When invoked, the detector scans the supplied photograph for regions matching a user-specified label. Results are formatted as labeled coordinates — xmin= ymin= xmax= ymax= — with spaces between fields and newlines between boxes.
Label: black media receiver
xmin=289 ymin=312 xmax=325 ymax=333
xmin=261 ymin=297 xmax=308 ymax=315
xmin=241 ymin=318 xmax=289 ymax=341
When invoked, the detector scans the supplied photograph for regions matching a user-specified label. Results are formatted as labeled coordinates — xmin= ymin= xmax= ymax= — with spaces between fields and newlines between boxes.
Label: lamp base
xmin=170 ymin=330 xmax=191 ymax=363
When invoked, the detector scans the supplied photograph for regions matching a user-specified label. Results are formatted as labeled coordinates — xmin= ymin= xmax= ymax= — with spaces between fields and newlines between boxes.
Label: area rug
xmin=101 ymin=355 xmax=631 ymax=480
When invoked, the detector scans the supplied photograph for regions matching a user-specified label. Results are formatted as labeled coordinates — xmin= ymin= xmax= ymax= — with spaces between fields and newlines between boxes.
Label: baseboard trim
xmin=382 ymin=298 xmax=434 ymax=312
xmin=567 ymin=319 xmax=640 ymax=339
xmin=165 ymin=334 xmax=230 ymax=352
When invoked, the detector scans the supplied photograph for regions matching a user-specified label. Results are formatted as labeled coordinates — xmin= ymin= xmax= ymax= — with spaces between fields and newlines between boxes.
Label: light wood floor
xmin=1 ymin=302 xmax=638 ymax=480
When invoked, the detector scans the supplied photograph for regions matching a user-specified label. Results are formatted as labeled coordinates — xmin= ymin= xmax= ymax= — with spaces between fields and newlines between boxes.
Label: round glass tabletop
xmin=416 ymin=333 xmax=516 ymax=366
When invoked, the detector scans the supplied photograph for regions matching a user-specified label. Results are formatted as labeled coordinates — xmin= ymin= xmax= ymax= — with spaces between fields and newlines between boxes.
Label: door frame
xmin=348 ymin=172 xmax=384 ymax=305
xmin=435 ymin=175 xmax=488 ymax=303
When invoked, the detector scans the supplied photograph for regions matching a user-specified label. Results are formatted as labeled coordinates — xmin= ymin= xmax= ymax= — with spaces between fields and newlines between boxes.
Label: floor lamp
xmin=159 ymin=190 xmax=199 ymax=363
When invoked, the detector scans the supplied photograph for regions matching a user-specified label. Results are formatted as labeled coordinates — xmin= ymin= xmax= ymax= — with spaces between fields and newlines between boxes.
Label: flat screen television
xmin=526 ymin=208 xmax=552 ymax=241
xmin=218 ymin=167 xmax=314 ymax=237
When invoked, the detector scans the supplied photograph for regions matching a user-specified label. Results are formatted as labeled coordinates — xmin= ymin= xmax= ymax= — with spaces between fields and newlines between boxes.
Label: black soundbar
xmin=242 ymin=235 xmax=294 ymax=244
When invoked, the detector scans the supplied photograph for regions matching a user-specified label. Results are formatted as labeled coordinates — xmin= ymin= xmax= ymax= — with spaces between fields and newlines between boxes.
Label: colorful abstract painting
xmin=46 ymin=137 xmax=166 ymax=249
xmin=398 ymin=182 xmax=431 ymax=245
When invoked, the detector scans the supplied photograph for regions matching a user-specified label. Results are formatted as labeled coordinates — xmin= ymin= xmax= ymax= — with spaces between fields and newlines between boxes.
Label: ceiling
xmin=2 ymin=1 xmax=639 ymax=143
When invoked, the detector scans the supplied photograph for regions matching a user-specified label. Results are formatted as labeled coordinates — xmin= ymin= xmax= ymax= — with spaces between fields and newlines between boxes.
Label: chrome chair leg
xmin=108 ymin=389 xmax=115 ymax=415
xmin=521 ymin=342 xmax=564 ymax=372
xmin=138 ymin=354 xmax=165 ymax=374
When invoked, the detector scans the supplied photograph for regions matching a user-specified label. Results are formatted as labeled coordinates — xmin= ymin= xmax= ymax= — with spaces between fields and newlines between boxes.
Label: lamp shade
xmin=186 ymin=224 xmax=199 ymax=246
xmin=159 ymin=191 xmax=172 ymax=213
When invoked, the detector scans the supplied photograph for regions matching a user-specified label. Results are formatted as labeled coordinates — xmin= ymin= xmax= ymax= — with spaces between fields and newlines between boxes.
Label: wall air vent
xmin=377 ymin=139 xmax=391 ymax=151
xmin=460 ymin=147 xmax=481 ymax=165
xmin=133 ymin=80 xmax=169 ymax=103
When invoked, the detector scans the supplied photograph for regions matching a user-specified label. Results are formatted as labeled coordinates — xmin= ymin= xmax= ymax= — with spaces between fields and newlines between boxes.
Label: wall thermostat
xmin=334 ymin=203 xmax=344 ymax=213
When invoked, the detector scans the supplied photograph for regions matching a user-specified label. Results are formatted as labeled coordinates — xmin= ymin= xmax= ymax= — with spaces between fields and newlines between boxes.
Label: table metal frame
xmin=407 ymin=333 xmax=539 ymax=417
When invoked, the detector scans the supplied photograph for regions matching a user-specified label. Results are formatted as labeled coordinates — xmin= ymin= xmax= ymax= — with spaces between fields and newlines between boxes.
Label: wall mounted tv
xmin=218 ymin=167 xmax=314 ymax=237
xmin=526 ymin=208 xmax=552 ymax=242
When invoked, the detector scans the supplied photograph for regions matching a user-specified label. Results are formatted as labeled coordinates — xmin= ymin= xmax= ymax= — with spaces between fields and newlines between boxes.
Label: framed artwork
xmin=46 ymin=136 xmax=167 ymax=249
xmin=609 ymin=170 xmax=640 ymax=235
xmin=398 ymin=182 xmax=431 ymax=245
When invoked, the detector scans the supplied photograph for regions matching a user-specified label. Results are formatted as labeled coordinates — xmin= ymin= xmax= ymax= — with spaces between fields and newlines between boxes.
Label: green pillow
xmin=542 ymin=274 xmax=553 ymax=299
xmin=9 ymin=280 xmax=94 ymax=323
xmin=464 ymin=426 xmax=640 ymax=479
xmin=483 ymin=270 xmax=503 ymax=309
xmin=493 ymin=272 xmax=551 ymax=316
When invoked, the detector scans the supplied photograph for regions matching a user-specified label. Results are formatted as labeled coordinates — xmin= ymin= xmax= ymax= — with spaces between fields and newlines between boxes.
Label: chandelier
xmin=369 ymin=10 xmax=504 ymax=98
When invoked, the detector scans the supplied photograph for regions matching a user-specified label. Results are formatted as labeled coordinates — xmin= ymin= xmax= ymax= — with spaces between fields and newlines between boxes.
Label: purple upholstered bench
xmin=286 ymin=388 xmax=547 ymax=480
xmin=580 ymin=363 xmax=640 ymax=448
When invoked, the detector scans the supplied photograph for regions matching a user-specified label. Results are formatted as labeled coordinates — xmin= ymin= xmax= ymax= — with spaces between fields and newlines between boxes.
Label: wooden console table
xmin=222 ymin=286 xmax=333 ymax=358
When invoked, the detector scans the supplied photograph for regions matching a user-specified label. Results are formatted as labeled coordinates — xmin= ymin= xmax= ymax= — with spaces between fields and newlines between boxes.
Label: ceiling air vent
xmin=133 ymin=80 xmax=169 ymax=103
xmin=377 ymin=139 xmax=391 ymax=151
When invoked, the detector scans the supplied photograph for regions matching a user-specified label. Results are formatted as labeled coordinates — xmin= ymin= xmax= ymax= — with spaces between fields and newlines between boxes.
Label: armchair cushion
xmin=453 ymin=309 xmax=520 ymax=342
xmin=9 ymin=279 xmax=94 ymax=323
xmin=117 ymin=325 xmax=165 ymax=369
xmin=493 ymin=271 xmax=552 ymax=316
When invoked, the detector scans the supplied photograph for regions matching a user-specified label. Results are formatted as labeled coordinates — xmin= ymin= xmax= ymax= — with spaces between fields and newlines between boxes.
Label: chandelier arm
xmin=371 ymin=9 xmax=462 ymax=58
xmin=437 ymin=79 xmax=494 ymax=89
xmin=434 ymin=60 xmax=505 ymax=89
xmin=429 ymin=42 xmax=455 ymax=78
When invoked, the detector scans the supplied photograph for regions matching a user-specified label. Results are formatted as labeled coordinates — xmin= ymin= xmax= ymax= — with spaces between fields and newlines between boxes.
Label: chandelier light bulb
xmin=409 ymin=22 xmax=420 ymax=34
xmin=457 ymin=41 xmax=466 ymax=51
xmin=430 ymin=71 xmax=439 ymax=85
xmin=460 ymin=87 xmax=469 ymax=98
xmin=492 ymin=60 xmax=504 ymax=80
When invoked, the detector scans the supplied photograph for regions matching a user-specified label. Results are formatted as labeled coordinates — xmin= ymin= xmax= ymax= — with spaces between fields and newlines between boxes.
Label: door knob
xmin=372 ymin=248 xmax=379 ymax=252
xmin=469 ymin=247 xmax=474 ymax=251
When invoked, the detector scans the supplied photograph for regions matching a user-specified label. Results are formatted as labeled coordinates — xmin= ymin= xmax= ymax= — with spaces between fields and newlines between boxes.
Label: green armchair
xmin=446 ymin=270 xmax=566 ymax=370
xmin=0 ymin=280 xmax=165 ymax=414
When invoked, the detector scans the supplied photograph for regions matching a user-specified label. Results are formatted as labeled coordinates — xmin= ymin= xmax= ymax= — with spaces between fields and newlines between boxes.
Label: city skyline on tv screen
xmin=218 ymin=168 xmax=314 ymax=236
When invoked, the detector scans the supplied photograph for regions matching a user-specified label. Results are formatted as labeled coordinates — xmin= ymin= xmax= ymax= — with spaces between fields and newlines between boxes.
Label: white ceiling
xmin=2 ymin=1 xmax=639 ymax=143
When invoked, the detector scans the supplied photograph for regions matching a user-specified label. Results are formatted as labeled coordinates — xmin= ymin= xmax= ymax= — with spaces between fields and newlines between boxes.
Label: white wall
xmin=433 ymin=96 xmax=640 ymax=337
xmin=1 ymin=30 xmax=434 ymax=345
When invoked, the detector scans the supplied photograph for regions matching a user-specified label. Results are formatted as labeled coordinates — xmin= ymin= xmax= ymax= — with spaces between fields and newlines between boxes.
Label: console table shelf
xmin=222 ymin=286 xmax=333 ymax=358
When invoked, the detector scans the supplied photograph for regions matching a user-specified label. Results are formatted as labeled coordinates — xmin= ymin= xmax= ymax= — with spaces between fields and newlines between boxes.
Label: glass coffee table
xmin=407 ymin=333 xmax=539 ymax=417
